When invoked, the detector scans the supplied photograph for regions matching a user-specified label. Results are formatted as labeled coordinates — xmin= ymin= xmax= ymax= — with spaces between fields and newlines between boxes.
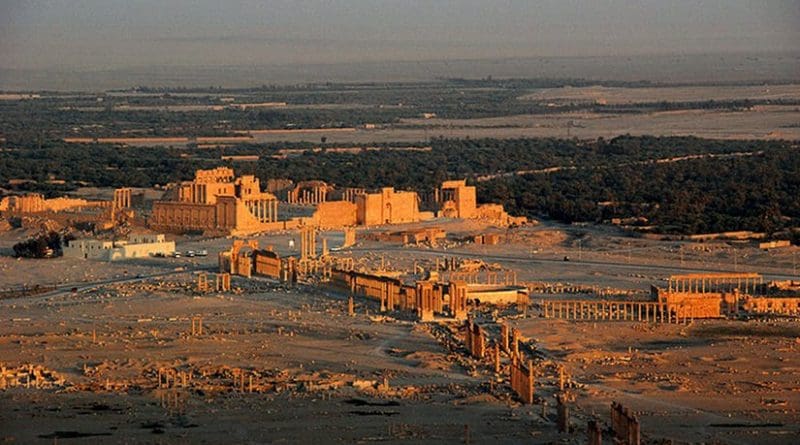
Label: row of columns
xmin=379 ymin=281 xmax=397 ymax=312
xmin=447 ymin=270 xmax=518 ymax=285
xmin=288 ymin=187 xmax=327 ymax=204
xmin=343 ymin=188 xmax=366 ymax=202
xmin=300 ymin=227 xmax=316 ymax=260
xmin=542 ymin=300 xmax=690 ymax=323
xmin=247 ymin=199 xmax=278 ymax=223
xmin=113 ymin=188 xmax=132 ymax=209
xmin=461 ymin=320 xmax=641 ymax=441
xmin=668 ymin=275 xmax=763 ymax=295
xmin=156 ymin=368 xmax=255 ymax=394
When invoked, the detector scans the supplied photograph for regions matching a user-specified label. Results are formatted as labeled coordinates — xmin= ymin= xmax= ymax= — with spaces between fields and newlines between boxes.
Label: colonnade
xmin=667 ymin=273 xmax=763 ymax=295
xmin=288 ymin=187 xmax=327 ymax=204
xmin=541 ymin=299 xmax=692 ymax=323
xmin=246 ymin=199 xmax=279 ymax=223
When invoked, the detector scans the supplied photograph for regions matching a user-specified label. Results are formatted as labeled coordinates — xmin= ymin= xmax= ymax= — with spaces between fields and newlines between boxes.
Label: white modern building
xmin=64 ymin=233 xmax=174 ymax=261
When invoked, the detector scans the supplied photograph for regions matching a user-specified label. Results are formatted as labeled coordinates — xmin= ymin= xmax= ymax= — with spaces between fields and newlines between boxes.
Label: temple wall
xmin=356 ymin=188 xmax=420 ymax=226
xmin=254 ymin=250 xmax=282 ymax=279
xmin=150 ymin=201 xmax=218 ymax=231
xmin=660 ymin=292 xmax=726 ymax=318
xmin=312 ymin=201 xmax=357 ymax=228
xmin=742 ymin=297 xmax=800 ymax=315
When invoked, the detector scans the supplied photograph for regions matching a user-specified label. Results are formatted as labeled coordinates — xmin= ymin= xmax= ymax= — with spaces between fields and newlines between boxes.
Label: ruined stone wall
xmin=443 ymin=181 xmax=477 ymax=219
xmin=742 ymin=296 xmax=800 ymax=315
xmin=153 ymin=195 xmax=279 ymax=235
xmin=266 ymin=178 xmax=294 ymax=198
xmin=254 ymin=250 xmax=282 ymax=280
xmin=7 ymin=194 xmax=45 ymax=213
xmin=217 ymin=196 xmax=264 ymax=233
xmin=356 ymin=193 xmax=383 ymax=226
xmin=235 ymin=175 xmax=264 ymax=200
xmin=472 ymin=233 xmax=505 ymax=245
xmin=387 ymin=190 xmax=420 ymax=224
xmin=0 ymin=194 xmax=109 ymax=214
xmin=660 ymin=292 xmax=725 ymax=318
xmin=150 ymin=201 xmax=218 ymax=232
xmin=330 ymin=269 xmax=414 ymax=308
xmin=180 ymin=182 xmax=235 ymax=205
xmin=194 ymin=167 xmax=234 ymax=183
xmin=312 ymin=201 xmax=357 ymax=228
xmin=475 ymin=203 xmax=525 ymax=226
xmin=435 ymin=179 xmax=525 ymax=226
xmin=353 ymin=274 xmax=401 ymax=302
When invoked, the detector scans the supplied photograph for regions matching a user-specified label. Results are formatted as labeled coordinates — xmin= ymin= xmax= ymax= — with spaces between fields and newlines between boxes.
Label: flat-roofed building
xmin=63 ymin=233 xmax=175 ymax=261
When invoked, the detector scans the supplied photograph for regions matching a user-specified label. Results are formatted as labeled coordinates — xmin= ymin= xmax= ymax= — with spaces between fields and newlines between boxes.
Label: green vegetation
xmin=1 ymin=135 xmax=797 ymax=235
xmin=478 ymin=145 xmax=800 ymax=235
xmin=12 ymin=231 xmax=68 ymax=258
xmin=3 ymin=79 xmax=797 ymax=141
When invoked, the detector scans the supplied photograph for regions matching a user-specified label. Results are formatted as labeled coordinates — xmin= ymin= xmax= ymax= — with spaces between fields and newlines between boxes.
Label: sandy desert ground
xmin=1 ymin=220 xmax=798 ymax=443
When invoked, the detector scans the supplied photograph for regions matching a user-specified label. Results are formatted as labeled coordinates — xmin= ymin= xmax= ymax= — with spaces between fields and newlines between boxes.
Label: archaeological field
xmin=1 ymin=73 xmax=799 ymax=444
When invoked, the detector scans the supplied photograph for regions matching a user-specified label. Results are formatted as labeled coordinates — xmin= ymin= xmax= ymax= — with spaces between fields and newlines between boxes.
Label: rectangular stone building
xmin=356 ymin=187 xmax=420 ymax=226
xmin=63 ymin=234 xmax=174 ymax=261
xmin=150 ymin=167 xmax=282 ymax=235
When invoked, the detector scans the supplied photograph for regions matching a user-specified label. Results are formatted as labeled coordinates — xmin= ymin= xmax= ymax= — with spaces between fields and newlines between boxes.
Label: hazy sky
xmin=1 ymin=0 xmax=798 ymax=70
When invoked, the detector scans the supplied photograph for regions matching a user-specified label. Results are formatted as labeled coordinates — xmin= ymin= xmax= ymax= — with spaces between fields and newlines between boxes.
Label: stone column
xmin=587 ymin=420 xmax=602 ymax=445
xmin=556 ymin=393 xmax=569 ymax=433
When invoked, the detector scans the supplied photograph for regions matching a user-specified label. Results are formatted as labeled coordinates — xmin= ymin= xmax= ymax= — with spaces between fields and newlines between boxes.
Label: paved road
xmin=0 ymin=265 xmax=215 ymax=306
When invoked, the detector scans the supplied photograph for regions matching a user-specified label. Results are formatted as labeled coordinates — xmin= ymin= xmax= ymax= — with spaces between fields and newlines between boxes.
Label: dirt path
xmin=474 ymin=150 xmax=762 ymax=182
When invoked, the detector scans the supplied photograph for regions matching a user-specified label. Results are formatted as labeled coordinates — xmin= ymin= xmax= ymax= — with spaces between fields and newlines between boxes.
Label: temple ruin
xmin=0 ymin=188 xmax=137 ymax=230
xmin=150 ymin=167 xmax=285 ymax=235
xmin=290 ymin=178 xmax=524 ymax=229
xmin=427 ymin=179 xmax=526 ymax=226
